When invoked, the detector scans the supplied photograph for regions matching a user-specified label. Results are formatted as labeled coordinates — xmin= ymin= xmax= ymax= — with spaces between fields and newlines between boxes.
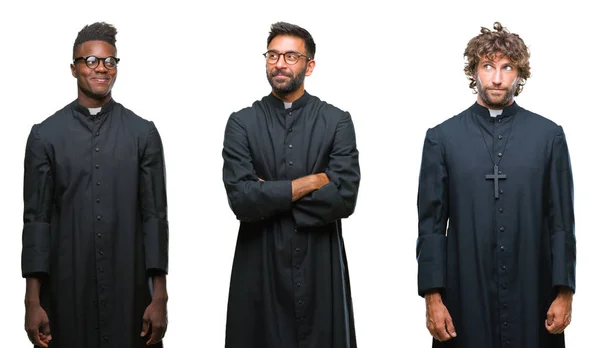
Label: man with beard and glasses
xmin=416 ymin=22 xmax=575 ymax=348
xmin=21 ymin=22 xmax=169 ymax=348
xmin=221 ymin=22 xmax=360 ymax=348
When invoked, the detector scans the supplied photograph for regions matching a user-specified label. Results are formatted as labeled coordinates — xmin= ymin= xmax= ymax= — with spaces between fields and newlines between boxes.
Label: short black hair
xmin=267 ymin=22 xmax=316 ymax=59
xmin=73 ymin=22 xmax=117 ymax=57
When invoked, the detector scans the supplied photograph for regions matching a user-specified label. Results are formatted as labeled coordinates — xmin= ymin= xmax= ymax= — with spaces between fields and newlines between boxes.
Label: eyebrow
xmin=481 ymin=60 xmax=514 ymax=67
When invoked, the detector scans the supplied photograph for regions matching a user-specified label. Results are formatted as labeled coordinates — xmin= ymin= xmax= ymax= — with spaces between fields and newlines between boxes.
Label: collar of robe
xmin=470 ymin=100 xmax=521 ymax=122
xmin=71 ymin=98 xmax=117 ymax=120
xmin=266 ymin=90 xmax=312 ymax=110
xmin=70 ymin=98 xmax=117 ymax=131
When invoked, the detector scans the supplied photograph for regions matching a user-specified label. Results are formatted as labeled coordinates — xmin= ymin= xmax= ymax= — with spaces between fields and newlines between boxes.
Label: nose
xmin=275 ymin=54 xmax=287 ymax=69
xmin=95 ymin=61 xmax=108 ymax=73
xmin=491 ymin=69 xmax=503 ymax=85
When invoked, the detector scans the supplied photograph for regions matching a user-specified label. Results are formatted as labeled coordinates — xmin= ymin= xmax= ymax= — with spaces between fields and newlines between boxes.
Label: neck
xmin=476 ymin=95 xmax=514 ymax=110
xmin=272 ymin=86 xmax=305 ymax=103
xmin=77 ymin=92 xmax=112 ymax=108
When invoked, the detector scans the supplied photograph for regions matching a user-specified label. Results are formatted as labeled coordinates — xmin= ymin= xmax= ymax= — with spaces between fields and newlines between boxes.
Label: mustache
xmin=484 ymin=86 xmax=507 ymax=91
xmin=270 ymin=69 xmax=292 ymax=77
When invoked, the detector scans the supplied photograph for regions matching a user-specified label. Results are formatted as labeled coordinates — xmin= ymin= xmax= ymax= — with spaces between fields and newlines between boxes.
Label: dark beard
xmin=476 ymin=78 xmax=517 ymax=109
xmin=266 ymin=67 xmax=306 ymax=95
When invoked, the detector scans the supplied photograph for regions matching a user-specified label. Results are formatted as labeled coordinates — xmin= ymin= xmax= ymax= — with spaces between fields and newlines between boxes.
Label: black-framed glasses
xmin=73 ymin=56 xmax=120 ymax=70
xmin=263 ymin=50 xmax=311 ymax=65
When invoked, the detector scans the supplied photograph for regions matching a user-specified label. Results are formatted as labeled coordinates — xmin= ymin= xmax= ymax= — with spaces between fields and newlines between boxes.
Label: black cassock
xmin=222 ymin=92 xmax=360 ymax=348
xmin=417 ymin=102 xmax=575 ymax=348
xmin=21 ymin=99 xmax=169 ymax=348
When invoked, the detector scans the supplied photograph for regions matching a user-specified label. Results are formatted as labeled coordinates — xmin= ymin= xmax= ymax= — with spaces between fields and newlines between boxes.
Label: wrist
xmin=425 ymin=290 xmax=442 ymax=303
xmin=25 ymin=298 xmax=41 ymax=307
xmin=314 ymin=173 xmax=328 ymax=189
xmin=557 ymin=287 xmax=574 ymax=299
xmin=152 ymin=294 xmax=168 ymax=303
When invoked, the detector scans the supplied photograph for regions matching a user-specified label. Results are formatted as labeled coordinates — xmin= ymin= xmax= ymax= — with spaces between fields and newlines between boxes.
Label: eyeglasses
xmin=263 ymin=50 xmax=311 ymax=65
xmin=73 ymin=56 xmax=120 ymax=70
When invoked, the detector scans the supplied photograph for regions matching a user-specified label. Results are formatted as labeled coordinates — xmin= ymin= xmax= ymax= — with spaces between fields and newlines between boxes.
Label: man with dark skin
xmin=22 ymin=22 xmax=168 ymax=348
xmin=417 ymin=22 xmax=575 ymax=348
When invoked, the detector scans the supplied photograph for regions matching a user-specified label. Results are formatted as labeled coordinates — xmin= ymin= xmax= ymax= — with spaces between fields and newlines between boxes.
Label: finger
xmin=154 ymin=324 xmax=166 ymax=341
xmin=26 ymin=329 xmax=43 ymax=347
xmin=429 ymin=330 xmax=441 ymax=342
xmin=445 ymin=316 xmax=457 ymax=338
xmin=38 ymin=332 xmax=51 ymax=347
xmin=42 ymin=320 xmax=51 ymax=336
xmin=545 ymin=319 xmax=556 ymax=333
xmin=140 ymin=318 xmax=150 ymax=337
xmin=427 ymin=323 xmax=441 ymax=342
xmin=556 ymin=320 xmax=568 ymax=333
xmin=146 ymin=327 xmax=162 ymax=345
xmin=435 ymin=324 xmax=451 ymax=341
xmin=29 ymin=331 xmax=47 ymax=348
xmin=547 ymin=321 xmax=563 ymax=334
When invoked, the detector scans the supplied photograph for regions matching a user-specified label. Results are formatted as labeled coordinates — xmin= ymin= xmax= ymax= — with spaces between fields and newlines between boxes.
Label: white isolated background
xmin=0 ymin=0 xmax=597 ymax=347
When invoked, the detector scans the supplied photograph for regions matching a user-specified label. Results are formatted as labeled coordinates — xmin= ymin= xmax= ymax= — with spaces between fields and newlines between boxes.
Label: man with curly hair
xmin=416 ymin=22 xmax=575 ymax=348
xmin=21 ymin=22 xmax=169 ymax=348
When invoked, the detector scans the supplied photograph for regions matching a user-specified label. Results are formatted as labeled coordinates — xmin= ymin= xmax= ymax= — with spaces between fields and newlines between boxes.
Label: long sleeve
xmin=292 ymin=112 xmax=360 ymax=228
xmin=139 ymin=122 xmax=169 ymax=273
xmin=222 ymin=113 xmax=292 ymax=222
xmin=416 ymin=127 xmax=449 ymax=296
xmin=547 ymin=126 xmax=576 ymax=292
xmin=21 ymin=125 xmax=54 ymax=277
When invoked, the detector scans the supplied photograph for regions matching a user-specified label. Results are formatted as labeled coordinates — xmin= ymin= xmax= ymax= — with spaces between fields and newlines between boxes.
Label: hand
xmin=425 ymin=292 xmax=457 ymax=342
xmin=141 ymin=298 xmax=168 ymax=345
xmin=258 ymin=177 xmax=264 ymax=182
xmin=545 ymin=289 xmax=573 ymax=334
xmin=313 ymin=173 xmax=330 ymax=190
xmin=25 ymin=303 xmax=51 ymax=348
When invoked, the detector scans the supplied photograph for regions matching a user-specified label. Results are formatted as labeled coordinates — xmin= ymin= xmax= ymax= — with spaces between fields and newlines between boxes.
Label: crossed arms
xmin=222 ymin=112 xmax=360 ymax=227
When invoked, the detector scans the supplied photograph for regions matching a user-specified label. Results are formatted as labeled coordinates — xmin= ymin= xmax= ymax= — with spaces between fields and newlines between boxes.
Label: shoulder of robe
xmin=426 ymin=109 xmax=467 ymax=142
xmin=228 ymin=103 xmax=259 ymax=125
xmin=31 ymin=102 xmax=74 ymax=139
xmin=116 ymin=103 xmax=151 ymax=124
xmin=430 ymin=105 xmax=473 ymax=131
xmin=114 ymin=103 xmax=159 ymax=136
xmin=309 ymin=97 xmax=350 ymax=122
xmin=516 ymin=107 xmax=563 ymax=137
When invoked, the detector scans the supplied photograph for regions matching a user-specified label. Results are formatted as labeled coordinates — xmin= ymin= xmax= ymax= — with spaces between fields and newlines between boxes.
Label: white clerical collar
xmin=284 ymin=102 xmax=293 ymax=109
xmin=489 ymin=109 xmax=503 ymax=118
xmin=88 ymin=107 xmax=102 ymax=115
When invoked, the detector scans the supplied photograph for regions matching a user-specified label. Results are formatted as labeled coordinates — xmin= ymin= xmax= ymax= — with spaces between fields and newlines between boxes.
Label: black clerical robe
xmin=222 ymin=92 xmax=360 ymax=348
xmin=417 ymin=102 xmax=575 ymax=348
xmin=21 ymin=99 xmax=169 ymax=348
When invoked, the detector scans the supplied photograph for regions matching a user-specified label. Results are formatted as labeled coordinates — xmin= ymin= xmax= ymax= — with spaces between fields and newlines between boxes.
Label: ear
xmin=304 ymin=59 xmax=316 ymax=77
xmin=70 ymin=63 xmax=77 ymax=78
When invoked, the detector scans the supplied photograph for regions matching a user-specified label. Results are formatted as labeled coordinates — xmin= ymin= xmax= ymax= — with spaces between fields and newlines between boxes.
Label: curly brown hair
xmin=464 ymin=22 xmax=530 ymax=96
